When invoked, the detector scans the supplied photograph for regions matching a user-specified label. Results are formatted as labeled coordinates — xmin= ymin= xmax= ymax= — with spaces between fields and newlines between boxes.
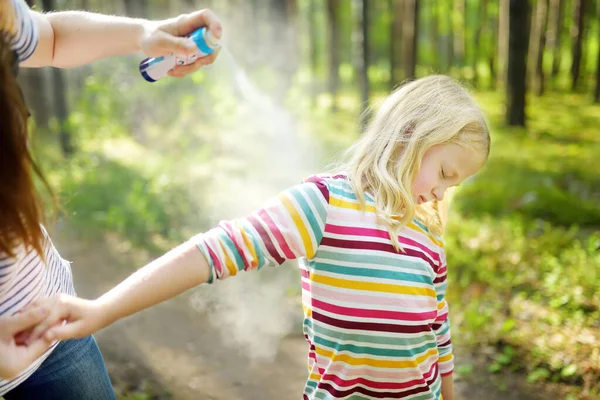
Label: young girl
xmin=27 ymin=75 xmax=490 ymax=400
xmin=0 ymin=0 xmax=221 ymax=398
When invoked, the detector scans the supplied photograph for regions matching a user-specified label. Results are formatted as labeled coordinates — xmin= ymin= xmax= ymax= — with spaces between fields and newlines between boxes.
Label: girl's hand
xmin=140 ymin=9 xmax=223 ymax=78
xmin=0 ymin=307 xmax=53 ymax=379
xmin=23 ymin=294 xmax=111 ymax=344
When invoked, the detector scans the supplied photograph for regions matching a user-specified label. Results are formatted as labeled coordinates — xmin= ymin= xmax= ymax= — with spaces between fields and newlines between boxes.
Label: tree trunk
xmin=506 ymin=0 xmax=531 ymax=127
xmin=402 ymin=0 xmax=419 ymax=80
xmin=51 ymin=67 xmax=73 ymax=156
xmin=123 ymin=0 xmax=146 ymax=18
xmin=447 ymin=0 xmax=454 ymax=71
xmin=547 ymin=0 xmax=564 ymax=81
xmin=571 ymin=0 xmax=587 ymax=91
xmin=309 ymin=0 xmax=319 ymax=105
xmin=327 ymin=0 xmax=340 ymax=111
xmin=17 ymin=69 xmax=51 ymax=131
xmin=390 ymin=0 xmax=404 ymax=89
xmin=498 ymin=0 xmax=510 ymax=89
xmin=529 ymin=0 xmax=549 ymax=96
xmin=595 ymin=2 xmax=600 ymax=102
xmin=453 ymin=0 xmax=466 ymax=69
xmin=472 ymin=0 xmax=488 ymax=88
xmin=41 ymin=0 xmax=72 ymax=155
xmin=353 ymin=0 xmax=370 ymax=123
xmin=429 ymin=1 xmax=439 ymax=71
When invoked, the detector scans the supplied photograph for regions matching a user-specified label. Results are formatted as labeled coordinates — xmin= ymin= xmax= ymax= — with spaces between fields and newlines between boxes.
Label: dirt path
xmin=52 ymin=223 xmax=563 ymax=400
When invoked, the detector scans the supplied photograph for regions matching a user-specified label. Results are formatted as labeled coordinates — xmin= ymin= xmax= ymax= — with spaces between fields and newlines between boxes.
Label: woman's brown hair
xmin=0 ymin=30 xmax=52 ymax=258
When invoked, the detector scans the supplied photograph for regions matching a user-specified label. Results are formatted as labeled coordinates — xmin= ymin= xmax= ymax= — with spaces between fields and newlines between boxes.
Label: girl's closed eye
xmin=440 ymin=167 xmax=447 ymax=179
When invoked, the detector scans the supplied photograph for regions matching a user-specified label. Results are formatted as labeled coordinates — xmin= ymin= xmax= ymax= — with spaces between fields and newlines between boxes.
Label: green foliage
xmin=446 ymin=91 xmax=600 ymax=393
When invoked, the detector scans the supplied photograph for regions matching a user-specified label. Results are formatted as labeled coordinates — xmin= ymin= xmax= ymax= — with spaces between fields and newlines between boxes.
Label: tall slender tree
xmin=506 ymin=0 xmax=531 ymax=126
xmin=353 ymin=0 xmax=370 ymax=122
xmin=327 ymin=0 xmax=341 ymax=111
xmin=402 ymin=0 xmax=419 ymax=80
xmin=571 ymin=0 xmax=588 ymax=91
xmin=498 ymin=0 xmax=510 ymax=89
xmin=390 ymin=0 xmax=404 ymax=89
xmin=547 ymin=0 xmax=564 ymax=83
xmin=529 ymin=0 xmax=549 ymax=95
xmin=41 ymin=0 xmax=73 ymax=155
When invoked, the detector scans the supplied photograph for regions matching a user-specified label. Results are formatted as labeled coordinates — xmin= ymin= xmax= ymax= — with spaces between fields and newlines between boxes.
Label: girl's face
xmin=411 ymin=143 xmax=484 ymax=204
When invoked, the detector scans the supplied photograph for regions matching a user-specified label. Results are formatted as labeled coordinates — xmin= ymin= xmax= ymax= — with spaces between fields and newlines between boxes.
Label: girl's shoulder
xmin=303 ymin=172 xmax=355 ymax=200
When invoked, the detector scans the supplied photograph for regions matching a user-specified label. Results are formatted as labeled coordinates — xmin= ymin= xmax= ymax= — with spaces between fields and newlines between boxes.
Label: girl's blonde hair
xmin=340 ymin=75 xmax=490 ymax=249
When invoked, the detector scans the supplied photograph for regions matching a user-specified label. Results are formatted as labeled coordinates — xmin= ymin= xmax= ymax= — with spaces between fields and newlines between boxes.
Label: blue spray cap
xmin=190 ymin=27 xmax=221 ymax=54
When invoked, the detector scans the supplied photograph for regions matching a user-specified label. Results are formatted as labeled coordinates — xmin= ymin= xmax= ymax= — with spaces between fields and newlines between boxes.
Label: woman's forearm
xmin=25 ymin=10 xmax=151 ymax=68
xmin=97 ymin=241 xmax=210 ymax=327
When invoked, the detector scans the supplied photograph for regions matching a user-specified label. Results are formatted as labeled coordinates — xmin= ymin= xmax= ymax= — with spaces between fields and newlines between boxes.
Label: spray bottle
xmin=139 ymin=27 xmax=220 ymax=82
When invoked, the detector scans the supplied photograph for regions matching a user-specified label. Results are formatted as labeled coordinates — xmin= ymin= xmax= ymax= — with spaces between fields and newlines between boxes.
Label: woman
xmin=0 ymin=0 xmax=222 ymax=398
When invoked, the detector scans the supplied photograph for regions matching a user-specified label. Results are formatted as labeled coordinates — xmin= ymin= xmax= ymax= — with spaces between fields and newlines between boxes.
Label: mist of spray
xmin=188 ymin=45 xmax=316 ymax=362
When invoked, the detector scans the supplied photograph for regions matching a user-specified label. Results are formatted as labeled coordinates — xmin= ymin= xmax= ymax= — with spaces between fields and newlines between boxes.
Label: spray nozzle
xmin=191 ymin=27 xmax=220 ymax=51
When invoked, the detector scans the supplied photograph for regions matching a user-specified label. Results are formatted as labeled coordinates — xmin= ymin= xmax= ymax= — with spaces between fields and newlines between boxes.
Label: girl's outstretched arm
xmin=26 ymin=178 xmax=330 ymax=342
xmin=26 ymin=240 xmax=211 ymax=342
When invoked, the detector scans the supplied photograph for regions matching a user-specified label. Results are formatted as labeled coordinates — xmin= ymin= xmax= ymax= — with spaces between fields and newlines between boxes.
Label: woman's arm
xmin=22 ymin=8 xmax=221 ymax=73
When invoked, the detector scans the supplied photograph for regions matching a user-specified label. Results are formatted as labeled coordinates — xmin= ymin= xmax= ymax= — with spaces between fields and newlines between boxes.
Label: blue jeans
xmin=4 ymin=335 xmax=116 ymax=400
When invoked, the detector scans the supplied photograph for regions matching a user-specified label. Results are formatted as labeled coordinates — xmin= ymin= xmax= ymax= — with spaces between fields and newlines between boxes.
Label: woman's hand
xmin=140 ymin=9 xmax=223 ymax=78
xmin=0 ymin=307 xmax=53 ymax=379
xmin=22 ymin=294 xmax=110 ymax=344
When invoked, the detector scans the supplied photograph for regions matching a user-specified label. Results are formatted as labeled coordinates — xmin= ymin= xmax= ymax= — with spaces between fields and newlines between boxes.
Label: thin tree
xmin=529 ymin=0 xmax=549 ymax=95
xmin=402 ymin=0 xmax=419 ymax=80
xmin=571 ymin=0 xmax=588 ymax=91
xmin=595 ymin=0 xmax=600 ymax=102
xmin=390 ymin=0 xmax=404 ymax=89
xmin=446 ymin=0 xmax=454 ymax=71
xmin=547 ymin=0 xmax=564 ymax=83
xmin=429 ymin=1 xmax=440 ymax=71
xmin=327 ymin=0 xmax=340 ymax=111
xmin=308 ymin=0 xmax=320 ymax=106
xmin=497 ymin=0 xmax=510 ymax=89
xmin=506 ymin=0 xmax=531 ymax=127
xmin=487 ymin=0 xmax=497 ymax=86
xmin=453 ymin=0 xmax=466 ymax=70
xmin=472 ymin=0 xmax=488 ymax=88
xmin=41 ymin=0 xmax=73 ymax=155
xmin=353 ymin=0 xmax=370 ymax=123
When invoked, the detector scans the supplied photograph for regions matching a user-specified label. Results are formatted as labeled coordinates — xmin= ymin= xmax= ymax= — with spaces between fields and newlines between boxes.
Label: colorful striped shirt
xmin=0 ymin=1 xmax=76 ymax=396
xmin=194 ymin=174 xmax=453 ymax=400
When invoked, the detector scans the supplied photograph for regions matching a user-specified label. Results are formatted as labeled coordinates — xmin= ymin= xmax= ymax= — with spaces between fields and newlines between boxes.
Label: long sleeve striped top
xmin=194 ymin=174 xmax=453 ymax=400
